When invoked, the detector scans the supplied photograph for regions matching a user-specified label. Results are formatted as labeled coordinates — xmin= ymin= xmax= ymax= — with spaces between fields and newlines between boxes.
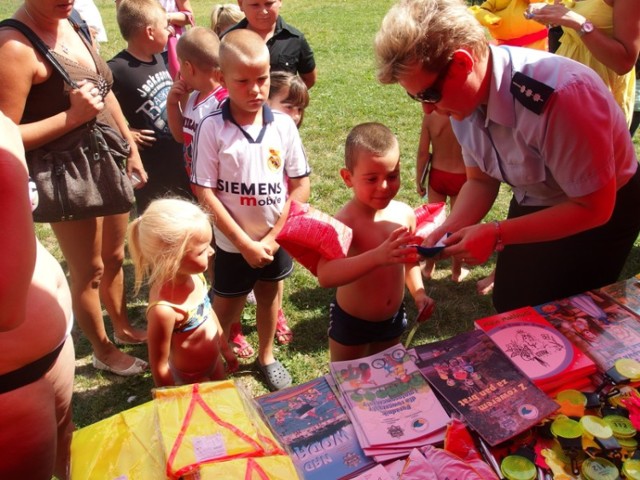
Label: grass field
xmin=2 ymin=0 xmax=640 ymax=431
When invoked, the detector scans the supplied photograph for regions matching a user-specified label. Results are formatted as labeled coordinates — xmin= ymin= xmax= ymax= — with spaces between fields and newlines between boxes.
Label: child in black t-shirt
xmin=109 ymin=0 xmax=194 ymax=214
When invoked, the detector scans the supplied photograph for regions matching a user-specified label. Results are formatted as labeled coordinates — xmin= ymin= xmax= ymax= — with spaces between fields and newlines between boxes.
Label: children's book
xmin=474 ymin=306 xmax=597 ymax=392
xmin=414 ymin=329 xmax=559 ymax=446
xmin=329 ymin=344 xmax=450 ymax=450
xmin=595 ymin=276 xmax=640 ymax=318
xmin=534 ymin=290 xmax=640 ymax=373
xmin=255 ymin=375 xmax=375 ymax=480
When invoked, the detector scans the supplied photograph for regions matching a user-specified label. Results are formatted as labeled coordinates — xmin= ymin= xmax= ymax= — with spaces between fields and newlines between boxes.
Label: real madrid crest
xmin=267 ymin=148 xmax=282 ymax=172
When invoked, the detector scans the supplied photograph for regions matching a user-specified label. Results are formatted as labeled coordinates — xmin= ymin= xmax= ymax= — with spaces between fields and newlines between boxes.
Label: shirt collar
xmin=273 ymin=16 xmax=285 ymax=35
xmin=483 ymin=45 xmax=517 ymax=128
xmin=221 ymin=100 xmax=275 ymax=125
xmin=234 ymin=16 xmax=291 ymax=37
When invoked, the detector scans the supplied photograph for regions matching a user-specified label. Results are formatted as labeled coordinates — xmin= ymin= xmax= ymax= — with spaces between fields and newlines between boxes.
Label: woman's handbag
xmin=27 ymin=121 xmax=135 ymax=222
xmin=0 ymin=19 xmax=135 ymax=222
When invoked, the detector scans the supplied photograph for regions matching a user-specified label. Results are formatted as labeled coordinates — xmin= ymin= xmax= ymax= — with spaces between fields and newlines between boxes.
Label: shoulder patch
xmin=510 ymin=71 xmax=554 ymax=115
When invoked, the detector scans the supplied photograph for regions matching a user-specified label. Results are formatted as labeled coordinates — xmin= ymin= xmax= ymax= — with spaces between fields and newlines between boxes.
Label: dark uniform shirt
xmin=224 ymin=16 xmax=316 ymax=76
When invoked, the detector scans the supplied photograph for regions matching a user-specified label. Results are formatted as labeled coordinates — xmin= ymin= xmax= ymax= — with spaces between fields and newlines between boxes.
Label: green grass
xmin=2 ymin=0 xmax=640 ymax=430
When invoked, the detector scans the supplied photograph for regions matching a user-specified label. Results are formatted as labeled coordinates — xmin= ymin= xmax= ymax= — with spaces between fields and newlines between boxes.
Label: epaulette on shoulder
xmin=510 ymin=71 xmax=554 ymax=115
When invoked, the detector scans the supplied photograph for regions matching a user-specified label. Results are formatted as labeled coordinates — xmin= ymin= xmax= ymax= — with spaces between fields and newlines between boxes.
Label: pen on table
xmin=477 ymin=435 xmax=505 ymax=480
xmin=404 ymin=288 xmax=434 ymax=348
xmin=538 ymin=469 xmax=552 ymax=480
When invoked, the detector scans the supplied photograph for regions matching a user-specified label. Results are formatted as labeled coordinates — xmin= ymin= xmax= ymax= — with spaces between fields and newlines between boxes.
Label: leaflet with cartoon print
xmin=329 ymin=344 xmax=449 ymax=448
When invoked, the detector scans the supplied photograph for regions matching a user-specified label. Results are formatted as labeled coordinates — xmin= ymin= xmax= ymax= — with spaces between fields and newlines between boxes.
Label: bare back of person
xmin=0 ymin=242 xmax=70 ymax=370
xmin=335 ymin=199 xmax=413 ymax=322
xmin=0 ymin=241 xmax=74 ymax=479
xmin=425 ymin=113 xmax=465 ymax=174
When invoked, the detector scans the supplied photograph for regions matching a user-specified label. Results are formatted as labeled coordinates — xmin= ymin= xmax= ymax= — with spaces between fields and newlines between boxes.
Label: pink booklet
xmin=329 ymin=344 xmax=450 ymax=448
xmin=475 ymin=306 xmax=596 ymax=390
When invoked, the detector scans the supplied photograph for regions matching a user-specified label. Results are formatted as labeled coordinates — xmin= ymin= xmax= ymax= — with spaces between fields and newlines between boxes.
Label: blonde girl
xmin=128 ymin=198 xmax=238 ymax=386
xmin=210 ymin=3 xmax=245 ymax=37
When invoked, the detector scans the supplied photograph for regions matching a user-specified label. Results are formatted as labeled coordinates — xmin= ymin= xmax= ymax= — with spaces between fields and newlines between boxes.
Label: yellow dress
xmin=470 ymin=0 xmax=549 ymax=51
xmin=556 ymin=0 xmax=635 ymax=124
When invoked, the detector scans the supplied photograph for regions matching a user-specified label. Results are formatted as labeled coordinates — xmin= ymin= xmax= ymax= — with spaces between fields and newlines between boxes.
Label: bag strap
xmin=68 ymin=10 xmax=93 ymax=45
xmin=0 ymin=18 xmax=78 ymax=88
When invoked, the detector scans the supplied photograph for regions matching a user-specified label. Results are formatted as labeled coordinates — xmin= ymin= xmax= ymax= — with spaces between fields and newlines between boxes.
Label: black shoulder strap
xmin=510 ymin=71 xmax=554 ymax=115
xmin=68 ymin=10 xmax=92 ymax=45
xmin=0 ymin=18 xmax=78 ymax=88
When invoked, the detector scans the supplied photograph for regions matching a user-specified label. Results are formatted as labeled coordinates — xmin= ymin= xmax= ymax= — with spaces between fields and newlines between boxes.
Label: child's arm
xmin=300 ymin=68 xmax=317 ymax=90
xmin=168 ymin=0 xmax=194 ymax=28
xmin=402 ymin=207 xmax=434 ymax=321
xmin=416 ymin=114 xmax=432 ymax=198
xmin=316 ymin=226 xmax=419 ymax=288
xmin=104 ymin=91 xmax=148 ymax=187
xmin=167 ymin=77 xmax=190 ymax=143
xmin=405 ymin=263 xmax=435 ymax=323
xmin=146 ymin=306 xmax=177 ymax=387
xmin=194 ymin=186 xmax=274 ymax=268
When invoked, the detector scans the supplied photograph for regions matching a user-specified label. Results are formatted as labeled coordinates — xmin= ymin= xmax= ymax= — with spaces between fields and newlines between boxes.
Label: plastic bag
xmin=153 ymin=380 xmax=284 ymax=479
xmin=414 ymin=202 xmax=446 ymax=239
xmin=276 ymin=200 xmax=352 ymax=276
xmin=70 ymin=400 xmax=165 ymax=479
xmin=187 ymin=455 xmax=299 ymax=479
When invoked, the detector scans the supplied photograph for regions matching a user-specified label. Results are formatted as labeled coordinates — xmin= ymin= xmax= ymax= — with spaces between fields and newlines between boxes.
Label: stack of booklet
xmin=534 ymin=290 xmax=640 ymax=374
xmin=596 ymin=274 xmax=640 ymax=317
xmin=328 ymin=344 xmax=450 ymax=463
xmin=256 ymin=344 xmax=450 ymax=478
xmin=414 ymin=329 xmax=559 ymax=447
xmin=255 ymin=374 xmax=375 ymax=480
xmin=474 ymin=306 xmax=597 ymax=395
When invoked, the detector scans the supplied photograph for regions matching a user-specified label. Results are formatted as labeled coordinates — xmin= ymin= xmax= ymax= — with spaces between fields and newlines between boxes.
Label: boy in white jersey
xmin=167 ymin=26 xmax=228 ymax=181
xmin=191 ymin=29 xmax=311 ymax=391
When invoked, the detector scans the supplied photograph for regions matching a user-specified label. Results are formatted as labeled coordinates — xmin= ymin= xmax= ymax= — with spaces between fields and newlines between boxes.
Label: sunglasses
xmin=406 ymin=61 xmax=452 ymax=104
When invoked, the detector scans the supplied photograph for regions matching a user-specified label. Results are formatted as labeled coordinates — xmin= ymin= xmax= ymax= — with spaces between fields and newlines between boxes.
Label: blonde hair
xmin=219 ymin=29 xmax=269 ymax=72
xmin=374 ymin=0 xmax=488 ymax=84
xmin=176 ymin=27 xmax=221 ymax=72
xmin=210 ymin=3 xmax=245 ymax=36
xmin=344 ymin=122 xmax=398 ymax=171
xmin=127 ymin=198 xmax=212 ymax=293
xmin=116 ymin=0 xmax=166 ymax=41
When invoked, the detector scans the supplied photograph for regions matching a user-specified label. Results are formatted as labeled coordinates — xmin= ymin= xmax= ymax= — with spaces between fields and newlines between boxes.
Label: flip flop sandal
xmin=256 ymin=360 xmax=292 ymax=391
xmin=275 ymin=309 xmax=293 ymax=345
xmin=229 ymin=323 xmax=255 ymax=359
xmin=92 ymin=354 xmax=148 ymax=377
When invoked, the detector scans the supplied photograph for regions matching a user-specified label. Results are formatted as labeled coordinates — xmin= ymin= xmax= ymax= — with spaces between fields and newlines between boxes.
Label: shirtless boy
xmin=317 ymin=122 xmax=435 ymax=362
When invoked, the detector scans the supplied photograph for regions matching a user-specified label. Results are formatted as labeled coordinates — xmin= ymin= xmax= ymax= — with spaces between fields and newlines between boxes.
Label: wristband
xmin=493 ymin=221 xmax=505 ymax=252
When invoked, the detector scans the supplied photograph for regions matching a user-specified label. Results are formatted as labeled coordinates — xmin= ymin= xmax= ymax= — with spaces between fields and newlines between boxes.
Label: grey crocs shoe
xmin=256 ymin=359 xmax=292 ymax=391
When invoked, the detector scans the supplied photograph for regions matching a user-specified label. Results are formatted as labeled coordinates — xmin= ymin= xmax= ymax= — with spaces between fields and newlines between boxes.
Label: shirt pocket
xmin=273 ymin=55 xmax=298 ymax=73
